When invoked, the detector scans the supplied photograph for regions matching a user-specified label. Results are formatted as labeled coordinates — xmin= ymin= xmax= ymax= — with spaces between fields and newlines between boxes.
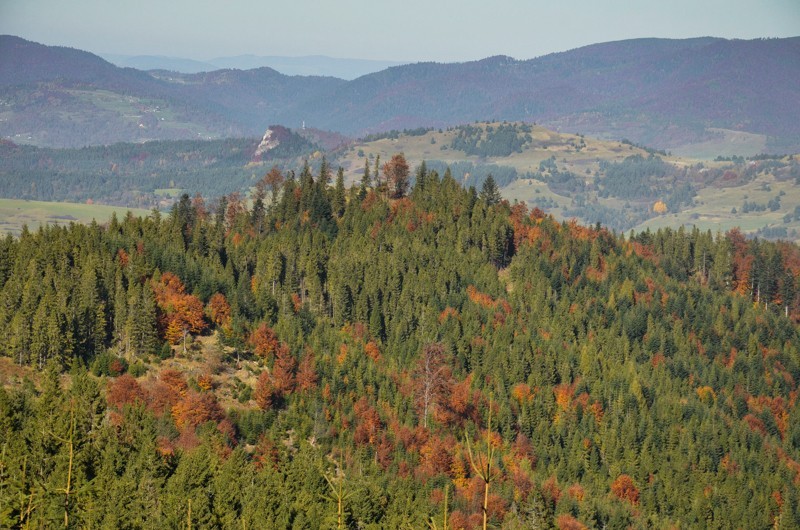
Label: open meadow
xmin=0 ymin=198 xmax=152 ymax=236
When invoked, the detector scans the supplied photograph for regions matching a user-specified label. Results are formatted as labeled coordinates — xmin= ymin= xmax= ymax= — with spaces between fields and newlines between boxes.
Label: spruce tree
xmin=332 ymin=167 xmax=346 ymax=218
xmin=319 ymin=156 xmax=331 ymax=185
xmin=415 ymin=160 xmax=428 ymax=193
xmin=360 ymin=158 xmax=371 ymax=196
xmin=480 ymin=174 xmax=501 ymax=206
xmin=251 ymin=182 xmax=267 ymax=235
xmin=126 ymin=282 xmax=158 ymax=358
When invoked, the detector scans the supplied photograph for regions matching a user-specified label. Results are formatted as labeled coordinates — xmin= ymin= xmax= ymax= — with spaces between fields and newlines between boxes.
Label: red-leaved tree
xmin=106 ymin=374 xmax=146 ymax=410
xmin=382 ymin=153 xmax=410 ymax=199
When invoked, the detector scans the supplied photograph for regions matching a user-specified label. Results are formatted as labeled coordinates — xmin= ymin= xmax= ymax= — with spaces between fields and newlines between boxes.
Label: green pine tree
xmin=479 ymin=174 xmax=501 ymax=206
xmin=333 ymin=167 xmax=346 ymax=218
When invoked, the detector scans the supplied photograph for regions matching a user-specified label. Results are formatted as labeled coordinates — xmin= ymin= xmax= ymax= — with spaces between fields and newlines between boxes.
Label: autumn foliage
xmin=354 ymin=396 xmax=382 ymax=446
xmin=296 ymin=348 xmax=318 ymax=392
xmin=106 ymin=374 xmax=146 ymax=410
xmin=271 ymin=343 xmax=297 ymax=397
xmin=3 ymin=154 xmax=800 ymax=529
xmin=254 ymin=343 xmax=297 ymax=409
xmin=382 ymin=153 xmax=410 ymax=198
xmin=144 ymin=368 xmax=188 ymax=415
xmin=249 ymin=322 xmax=279 ymax=360
xmin=364 ymin=340 xmax=381 ymax=362
xmin=254 ymin=371 xmax=275 ymax=410
xmin=206 ymin=293 xmax=231 ymax=329
xmin=152 ymin=272 xmax=207 ymax=344
xmin=611 ymin=474 xmax=640 ymax=505
xmin=557 ymin=514 xmax=588 ymax=530
xmin=171 ymin=390 xmax=224 ymax=430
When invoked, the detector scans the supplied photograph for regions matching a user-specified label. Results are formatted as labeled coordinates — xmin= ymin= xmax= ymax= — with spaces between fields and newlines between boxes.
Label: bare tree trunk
xmin=466 ymin=395 xmax=496 ymax=530
xmin=50 ymin=404 xmax=76 ymax=528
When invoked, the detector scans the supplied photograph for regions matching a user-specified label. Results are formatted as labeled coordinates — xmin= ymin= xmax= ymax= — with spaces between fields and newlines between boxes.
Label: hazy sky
xmin=1 ymin=0 xmax=798 ymax=62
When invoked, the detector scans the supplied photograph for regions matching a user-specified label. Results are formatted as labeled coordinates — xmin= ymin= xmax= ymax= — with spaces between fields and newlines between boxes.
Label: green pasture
xmin=0 ymin=198 xmax=152 ymax=236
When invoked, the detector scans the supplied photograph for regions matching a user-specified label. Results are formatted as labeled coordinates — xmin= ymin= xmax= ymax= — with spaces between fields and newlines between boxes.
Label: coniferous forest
xmin=1 ymin=156 xmax=800 ymax=529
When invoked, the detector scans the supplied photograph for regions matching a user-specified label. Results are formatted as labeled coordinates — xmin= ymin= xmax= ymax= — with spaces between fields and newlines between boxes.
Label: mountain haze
xmin=101 ymin=52 xmax=404 ymax=79
xmin=99 ymin=53 xmax=219 ymax=74
xmin=207 ymin=54 xmax=404 ymax=79
xmin=1 ymin=35 xmax=798 ymax=152
xmin=282 ymin=37 xmax=800 ymax=151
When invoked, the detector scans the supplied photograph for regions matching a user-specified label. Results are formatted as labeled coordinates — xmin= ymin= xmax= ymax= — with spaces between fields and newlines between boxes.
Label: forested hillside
xmin=0 ymin=127 xmax=317 ymax=208
xmin=1 ymin=157 xmax=799 ymax=528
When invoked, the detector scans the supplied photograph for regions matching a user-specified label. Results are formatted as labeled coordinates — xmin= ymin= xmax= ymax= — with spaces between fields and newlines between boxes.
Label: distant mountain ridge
xmin=1 ymin=35 xmax=799 ymax=152
xmin=100 ymin=52 xmax=404 ymax=79
xmin=99 ymin=54 xmax=219 ymax=75
xmin=281 ymin=37 xmax=800 ymax=150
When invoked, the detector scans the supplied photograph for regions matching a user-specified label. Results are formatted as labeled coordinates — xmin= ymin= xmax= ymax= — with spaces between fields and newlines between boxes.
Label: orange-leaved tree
xmin=254 ymin=342 xmax=296 ymax=409
xmin=206 ymin=293 xmax=231 ymax=331
xmin=611 ymin=474 xmax=640 ymax=505
xmin=296 ymin=348 xmax=318 ymax=392
xmin=152 ymin=272 xmax=207 ymax=352
xmin=171 ymin=390 xmax=224 ymax=431
xmin=249 ymin=322 xmax=279 ymax=360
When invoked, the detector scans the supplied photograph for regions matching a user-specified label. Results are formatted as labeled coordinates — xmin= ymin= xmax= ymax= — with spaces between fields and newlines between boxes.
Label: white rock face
xmin=255 ymin=128 xmax=280 ymax=157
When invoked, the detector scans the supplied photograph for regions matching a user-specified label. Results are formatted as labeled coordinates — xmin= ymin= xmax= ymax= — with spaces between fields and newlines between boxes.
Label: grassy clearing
xmin=154 ymin=188 xmax=186 ymax=198
xmin=0 ymin=198 xmax=152 ymax=236
xmin=671 ymin=128 xmax=768 ymax=159
xmin=335 ymin=123 xmax=657 ymax=186
xmin=631 ymin=172 xmax=800 ymax=242
xmin=500 ymin=178 xmax=570 ymax=215
xmin=69 ymin=89 xmax=220 ymax=140
xmin=337 ymin=123 xmax=799 ymax=242
xmin=0 ymin=332 xmax=261 ymax=411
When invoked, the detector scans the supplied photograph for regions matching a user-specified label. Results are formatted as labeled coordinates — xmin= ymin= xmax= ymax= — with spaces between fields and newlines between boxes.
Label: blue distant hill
xmin=2 ymin=35 xmax=799 ymax=152
xmin=100 ymin=52 xmax=404 ymax=80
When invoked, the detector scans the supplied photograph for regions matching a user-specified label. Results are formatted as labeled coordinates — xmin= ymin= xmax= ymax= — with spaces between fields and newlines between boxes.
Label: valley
xmin=0 ymin=197 xmax=151 ymax=236
xmin=2 ymin=121 xmax=798 ymax=242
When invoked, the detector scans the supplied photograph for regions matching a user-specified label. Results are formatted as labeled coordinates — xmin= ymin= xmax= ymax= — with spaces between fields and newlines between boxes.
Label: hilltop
xmin=100 ymin=52 xmax=404 ymax=79
xmin=337 ymin=122 xmax=800 ymax=241
xmin=1 ymin=162 xmax=799 ymax=528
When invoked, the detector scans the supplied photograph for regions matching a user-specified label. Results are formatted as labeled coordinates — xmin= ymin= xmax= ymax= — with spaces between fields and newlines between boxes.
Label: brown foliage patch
xmin=611 ymin=474 xmax=639 ymax=505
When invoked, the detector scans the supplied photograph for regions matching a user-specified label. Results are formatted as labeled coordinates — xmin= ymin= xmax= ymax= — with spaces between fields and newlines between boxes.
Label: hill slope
xmin=3 ymin=120 xmax=798 ymax=240
xmin=1 ymin=166 xmax=799 ymax=528
xmin=336 ymin=123 xmax=800 ymax=240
